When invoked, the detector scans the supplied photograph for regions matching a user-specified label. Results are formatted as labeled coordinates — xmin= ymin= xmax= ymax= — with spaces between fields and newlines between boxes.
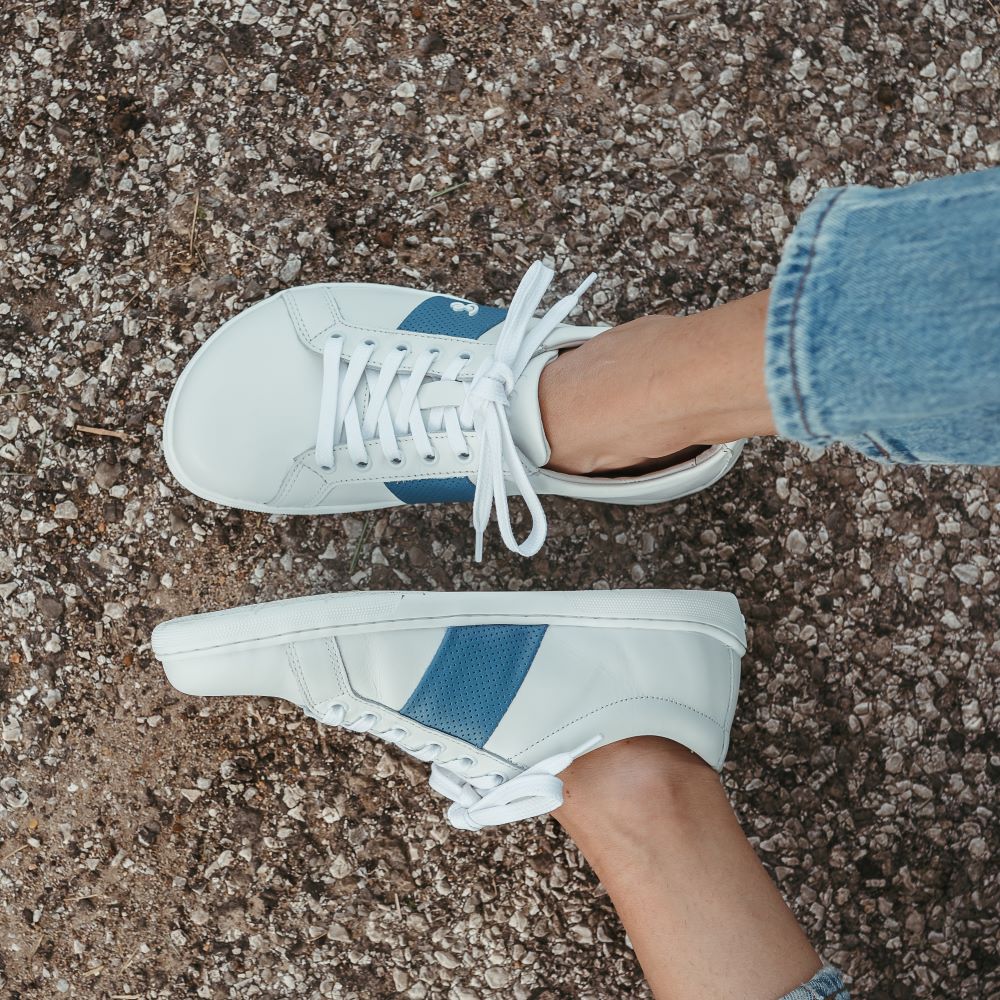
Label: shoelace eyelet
xmin=422 ymin=450 xmax=438 ymax=465
xmin=356 ymin=458 xmax=370 ymax=469
xmin=456 ymin=450 xmax=471 ymax=463
xmin=389 ymin=455 xmax=404 ymax=466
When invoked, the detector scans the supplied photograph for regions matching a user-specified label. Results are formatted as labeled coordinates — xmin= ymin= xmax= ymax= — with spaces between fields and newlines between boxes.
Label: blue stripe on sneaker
xmin=385 ymin=477 xmax=476 ymax=504
xmin=399 ymin=296 xmax=507 ymax=340
xmin=400 ymin=625 xmax=548 ymax=747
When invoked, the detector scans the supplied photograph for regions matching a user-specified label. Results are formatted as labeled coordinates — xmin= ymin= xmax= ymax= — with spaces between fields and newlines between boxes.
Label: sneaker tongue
xmin=508 ymin=350 xmax=555 ymax=468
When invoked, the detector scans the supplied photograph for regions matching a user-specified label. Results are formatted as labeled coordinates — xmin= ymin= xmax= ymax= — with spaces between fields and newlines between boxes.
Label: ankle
xmin=553 ymin=737 xmax=720 ymax=835
xmin=539 ymin=291 xmax=776 ymax=476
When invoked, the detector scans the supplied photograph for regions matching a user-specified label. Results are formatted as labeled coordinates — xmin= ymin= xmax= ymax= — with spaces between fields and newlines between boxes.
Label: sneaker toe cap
xmin=164 ymin=292 xmax=321 ymax=506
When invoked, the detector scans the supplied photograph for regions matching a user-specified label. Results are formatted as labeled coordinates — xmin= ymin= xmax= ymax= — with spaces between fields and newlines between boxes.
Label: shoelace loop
xmin=314 ymin=262 xmax=596 ymax=559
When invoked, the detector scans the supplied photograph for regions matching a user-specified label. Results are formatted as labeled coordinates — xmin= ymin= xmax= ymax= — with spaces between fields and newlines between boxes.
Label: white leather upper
xmin=163 ymin=278 xmax=742 ymax=518
xmin=154 ymin=590 xmax=745 ymax=783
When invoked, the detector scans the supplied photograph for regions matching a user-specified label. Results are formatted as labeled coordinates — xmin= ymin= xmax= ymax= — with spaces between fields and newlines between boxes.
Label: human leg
xmin=542 ymin=168 xmax=1000 ymax=474
xmin=553 ymin=736 xmax=839 ymax=1000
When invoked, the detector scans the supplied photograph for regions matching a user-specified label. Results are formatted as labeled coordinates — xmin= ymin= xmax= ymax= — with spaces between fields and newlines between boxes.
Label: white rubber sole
xmin=152 ymin=589 xmax=747 ymax=662
xmin=162 ymin=440 xmax=744 ymax=516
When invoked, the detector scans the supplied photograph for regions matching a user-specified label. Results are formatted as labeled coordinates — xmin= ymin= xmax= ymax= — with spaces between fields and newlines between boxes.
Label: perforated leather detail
xmin=385 ymin=476 xmax=476 ymax=504
xmin=400 ymin=625 xmax=548 ymax=747
xmin=398 ymin=296 xmax=507 ymax=340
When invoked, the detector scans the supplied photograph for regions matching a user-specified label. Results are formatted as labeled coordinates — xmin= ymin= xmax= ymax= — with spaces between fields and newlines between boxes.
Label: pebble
xmin=785 ymin=529 xmax=808 ymax=555
xmin=279 ymin=256 xmax=302 ymax=282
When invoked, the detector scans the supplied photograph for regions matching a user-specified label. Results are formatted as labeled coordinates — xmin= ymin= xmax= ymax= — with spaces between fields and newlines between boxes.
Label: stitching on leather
xmin=284 ymin=288 xmax=315 ymax=347
xmin=325 ymin=637 xmax=353 ymax=697
xmin=312 ymin=651 xmax=500 ymax=770
xmin=511 ymin=694 xmax=726 ymax=761
xmin=272 ymin=461 xmax=306 ymax=505
xmin=285 ymin=644 xmax=314 ymax=707
xmin=787 ymin=187 xmax=846 ymax=438
xmin=271 ymin=460 xmax=330 ymax=507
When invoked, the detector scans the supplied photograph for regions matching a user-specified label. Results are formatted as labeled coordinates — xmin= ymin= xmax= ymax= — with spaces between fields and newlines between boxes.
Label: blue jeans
xmin=766 ymin=168 xmax=1000 ymax=465
xmin=781 ymin=966 xmax=850 ymax=1000
xmin=766 ymin=170 xmax=999 ymax=1000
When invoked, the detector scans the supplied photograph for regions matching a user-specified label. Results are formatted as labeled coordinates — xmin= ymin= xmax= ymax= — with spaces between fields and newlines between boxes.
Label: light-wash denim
xmin=766 ymin=168 xmax=1000 ymax=465
xmin=780 ymin=965 xmax=850 ymax=1000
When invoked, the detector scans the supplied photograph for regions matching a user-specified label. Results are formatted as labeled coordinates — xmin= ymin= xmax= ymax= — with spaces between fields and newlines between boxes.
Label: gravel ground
xmin=2 ymin=2 xmax=999 ymax=998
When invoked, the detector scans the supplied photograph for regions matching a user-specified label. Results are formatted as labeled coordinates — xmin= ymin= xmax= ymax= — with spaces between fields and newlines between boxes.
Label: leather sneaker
xmin=152 ymin=589 xmax=746 ymax=830
xmin=164 ymin=262 xmax=743 ymax=558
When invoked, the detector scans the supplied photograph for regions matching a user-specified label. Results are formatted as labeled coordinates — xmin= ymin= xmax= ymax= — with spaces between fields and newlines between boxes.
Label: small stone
xmin=952 ymin=564 xmax=979 ymax=585
xmin=790 ymin=58 xmax=810 ymax=81
xmin=95 ymin=461 xmax=122 ymax=489
xmin=54 ymin=500 xmax=79 ymax=520
xmin=484 ymin=967 xmax=510 ymax=989
xmin=279 ymin=256 xmax=302 ymax=282
xmin=940 ymin=610 xmax=962 ymax=630
xmin=725 ymin=152 xmax=751 ymax=179
xmin=789 ymin=174 xmax=810 ymax=203
xmin=408 ymin=173 xmax=426 ymax=192
xmin=328 ymin=922 xmax=351 ymax=943
xmin=969 ymin=837 xmax=988 ymax=860
xmin=240 ymin=3 xmax=262 ymax=25
xmin=601 ymin=42 xmax=626 ymax=59
xmin=416 ymin=32 xmax=446 ymax=57
xmin=38 ymin=596 xmax=65 ymax=620
xmin=144 ymin=7 xmax=168 ymax=27
xmin=785 ymin=529 xmax=808 ymax=555
xmin=261 ymin=72 xmax=278 ymax=92
xmin=960 ymin=47 xmax=983 ymax=71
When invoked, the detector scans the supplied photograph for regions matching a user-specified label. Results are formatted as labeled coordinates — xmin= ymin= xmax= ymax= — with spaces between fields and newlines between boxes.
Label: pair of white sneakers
xmin=153 ymin=263 xmax=747 ymax=830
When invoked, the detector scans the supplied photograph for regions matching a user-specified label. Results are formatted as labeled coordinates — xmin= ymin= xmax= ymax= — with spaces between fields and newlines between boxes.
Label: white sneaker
xmin=164 ymin=262 xmax=743 ymax=559
xmin=152 ymin=589 xmax=746 ymax=830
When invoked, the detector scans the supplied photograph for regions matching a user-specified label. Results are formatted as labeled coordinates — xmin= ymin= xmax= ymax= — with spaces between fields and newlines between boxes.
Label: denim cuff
xmin=779 ymin=964 xmax=851 ymax=1000
xmin=764 ymin=168 xmax=1000 ymax=465
xmin=764 ymin=185 xmax=869 ymax=453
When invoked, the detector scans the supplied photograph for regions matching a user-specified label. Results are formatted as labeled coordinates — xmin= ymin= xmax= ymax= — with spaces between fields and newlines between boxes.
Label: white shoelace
xmin=314 ymin=262 xmax=597 ymax=559
xmin=305 ymin=702 xmax=601 ymax=830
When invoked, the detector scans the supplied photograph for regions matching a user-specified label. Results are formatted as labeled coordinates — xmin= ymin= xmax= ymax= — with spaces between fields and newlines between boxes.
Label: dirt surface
xmin=2 ymin=1 xmax=999 ymax=998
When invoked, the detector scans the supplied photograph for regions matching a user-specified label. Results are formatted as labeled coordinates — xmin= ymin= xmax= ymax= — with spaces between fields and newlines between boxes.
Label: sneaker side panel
xmin=485 ymin=627 xmax=742 ymax=771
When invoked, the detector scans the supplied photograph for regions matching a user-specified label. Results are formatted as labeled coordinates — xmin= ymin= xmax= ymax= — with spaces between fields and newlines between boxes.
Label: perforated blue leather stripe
xmin=398 ymin=295 xmax=507 ymax=340
xmin=386 ymin=476 xmax=476 ymax=504
xmin=400 ymin=625 xmax=549 ymax=748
